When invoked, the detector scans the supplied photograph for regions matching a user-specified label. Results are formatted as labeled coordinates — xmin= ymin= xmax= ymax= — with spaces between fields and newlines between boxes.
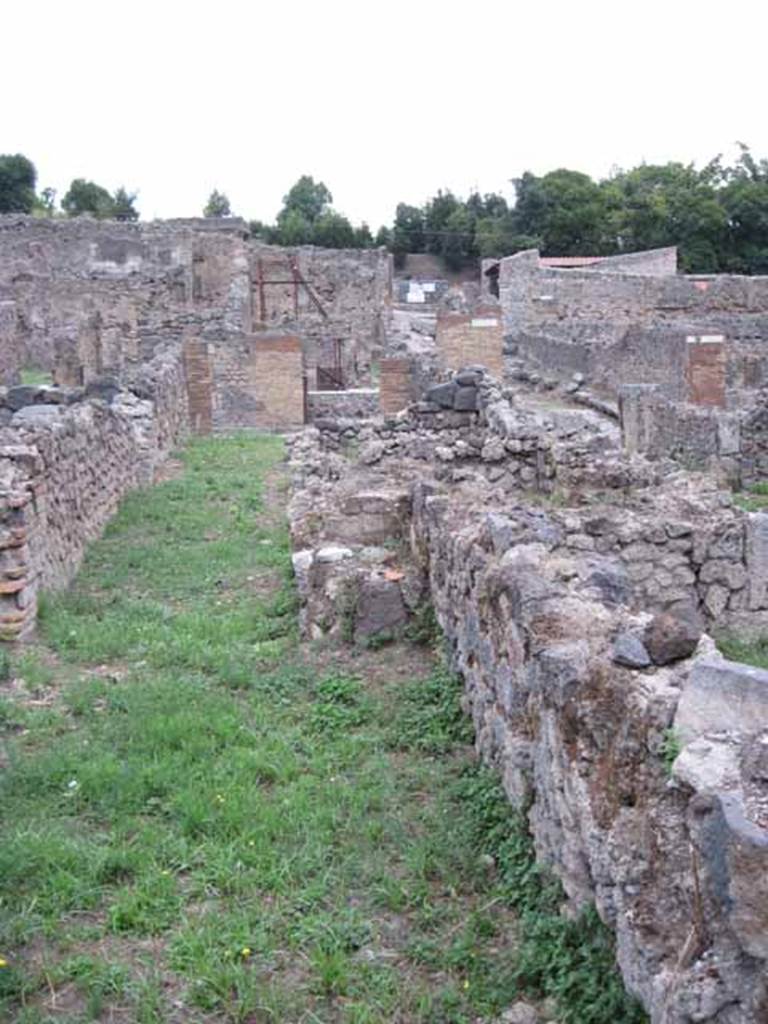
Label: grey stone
xmin=354 ymin=577 xmax=407 ymax=639
xmin=11 ymin=405 xmax=63 ymax=427
xmin=316 ymin=545 xmax=354 ymax=564
xmin=675 ymin=658 xmax=768 ymax=743
xmin=85 ymin=377 xmax=121 ymax=403
xmin=453 ymin=385 xmax=478 ymax=412
xmin=481 ymin=437 xmax=506 ymax=462
xmin=359 ymin=440 xmax=384 ymax=465
xmin=644 ymin=610 xmax=702 ymax=665
xmin=5 ymin=385 xmax=43 ymax=411
xmin=455 ymin=369 xmax=481 ymax=386
xmin=499 ymin=1002 xmax=539 ymax=1024
xmin=612 ymin=632 xmax=651 ymax=668
xmin=425 ymin=382 xmax=456 ymax=409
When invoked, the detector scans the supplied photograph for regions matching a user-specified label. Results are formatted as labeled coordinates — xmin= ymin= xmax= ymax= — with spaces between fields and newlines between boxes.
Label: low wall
xmin=0 ymin=347 xmax=189 ymax=639
xmin=0 ymin=296 xmax=19 ymax=385
xmin=413 ymin=490 xmax=768 ymax=1023
xmin=618 ymin=384 xmax=768 ymax=491
xmin=499 ymin=250 xmax=768 ymax=403
xmin=287 ymin=427 xmax=768 ymax=1022
xmin=307 ymin=388 xmax=379 ymax=421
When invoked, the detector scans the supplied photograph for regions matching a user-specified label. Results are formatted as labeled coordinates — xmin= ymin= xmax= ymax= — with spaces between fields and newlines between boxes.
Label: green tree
xmin=0 ymin=154 xmax=37 ymax=214
xmin=278 ymin=176 xmax=332 ymax=225
xmin=353 ymin=222 xmax=374 ymax=248
xmin=717 ymin=145 xmax=768 ymax=273
xmin=375 ymin=225 xmax=392 ymax=248
xmin=392 ymin=203 xmax=425 ymax=268
xmin=312 ymin=210 xmax=356 ymax=248
xmin=440 ymin=206 xmax=476 ymax=270
xmin=608 ymin=162 xmax=727 ymax=271
xmin=512 ymin=169 xmax=613 ymax=255
xmin=31 ymin=186 xmax=58 ymax=218
xmin=62 ymin=178 xmax=115 ymax=218
xmin=113 ymin=187 xmax=139 ymax=221
xmin=203 ymin=189 xmax=232 ymax=218
xmin=277 ymin=208 xmax=313 ymax=245
xmin=424 ymin=190 xmax=462 ymax=256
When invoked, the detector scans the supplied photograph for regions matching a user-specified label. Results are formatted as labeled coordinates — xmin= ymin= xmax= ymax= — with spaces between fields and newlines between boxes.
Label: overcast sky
xmin=3 ymin=0 xmax=766 ymax=227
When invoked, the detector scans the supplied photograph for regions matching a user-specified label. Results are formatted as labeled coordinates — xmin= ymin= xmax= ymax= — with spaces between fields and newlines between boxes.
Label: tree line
xmin=389 ymin=146 xmax=768 ymax=274
xmin=3 ymin=148 xmax=768 ymax=273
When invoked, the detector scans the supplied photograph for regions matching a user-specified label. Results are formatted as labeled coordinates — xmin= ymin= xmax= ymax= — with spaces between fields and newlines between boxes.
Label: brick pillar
xmin=380 ymin=358 xmax=414 ymax=415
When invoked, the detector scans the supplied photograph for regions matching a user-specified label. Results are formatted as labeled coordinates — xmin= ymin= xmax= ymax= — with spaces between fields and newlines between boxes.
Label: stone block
xmin=354 ymin=576 xmax=407 ymax=640
xmin=675 ymin=658 xmax=768 ymax=743
xmin=645 ymin=610 xmax=702 ymax=665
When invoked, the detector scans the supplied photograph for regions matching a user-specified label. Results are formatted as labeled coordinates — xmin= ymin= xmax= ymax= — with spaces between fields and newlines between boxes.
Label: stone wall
xmin=0 ymin=292 xmax=19 ymax=385
xmin=307 ymin=388 xmax=379 ymax=421
xmin=251 ymin=243 xmax=391 ymax=385
xmin=413 ymin=490 xmax=768 ymax=1024
xmin=498 ymin=249 xmax=768 ymax=403
xmin=0 ymin=346 xmax=189 ymax=639
xmin=287 ymin=416 xmax=768 ymax=1022
xmin=0 ymin=217 xmax=394 ymax=431
xmin=0 ymin=215 xmax=252 ymax=378
xmin=617 ymin=383 xmax=768 ymax=491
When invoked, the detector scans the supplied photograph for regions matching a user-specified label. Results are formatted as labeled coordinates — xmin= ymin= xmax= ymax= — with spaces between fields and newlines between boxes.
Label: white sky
xmin=3 ymin=0 xmax=766 ymax=228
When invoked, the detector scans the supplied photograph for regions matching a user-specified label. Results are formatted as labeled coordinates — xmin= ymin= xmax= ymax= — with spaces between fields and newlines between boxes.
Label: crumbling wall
xmin=250 ymin=243 xmax=391 ymax=385
xmin=0 ymin=291 xmax=20 ymax=384
xmin=414 ymin=491 xmax=768 ymax=1024
xmin=0 ymin=215 xmax=252 ymax=376
xmin=287 ymin=416 xmax=768 ymax=1022
xmin=499 ymin=250 xmax=768 ymax=403
xmin=307 ymin=388 xmax=379 ymax=421
xmin=0 ymin=346 xmax=189 ymax=639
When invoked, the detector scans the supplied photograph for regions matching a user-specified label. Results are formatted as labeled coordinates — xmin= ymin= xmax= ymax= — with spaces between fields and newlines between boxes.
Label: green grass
xmin=18 ymin=367 xmax=53 ymax=387
xmin=717 ymin=632 xmax=768 ymax=669
xmin=733 ymin=479 xmax=768 ymax=512
xmin=0 ymin=434 xmax=646 ymax=1023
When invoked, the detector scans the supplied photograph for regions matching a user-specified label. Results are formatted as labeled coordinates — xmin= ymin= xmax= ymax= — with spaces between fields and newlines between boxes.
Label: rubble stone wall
xmin=287 ymin=420 xmax=768 ymax=1022
xmin=0 ymin=292 xmax=20 ymax=384
xmin=618 ymin=383 xmax=768 ymax=492
xmin=499 ymin=250 xmax=768 ymax=402
xmin=0 ymin=346 xmax=189 ymax=639
xmin=0 ymin=215 xmax=252 ymax=376
xmin=307 ymin=388 xmax=379 ymax=421
xmin=250 ymin=243 xmax=391 ymax=385
xmin=413 ymin=489 xmax=768 ymax=1024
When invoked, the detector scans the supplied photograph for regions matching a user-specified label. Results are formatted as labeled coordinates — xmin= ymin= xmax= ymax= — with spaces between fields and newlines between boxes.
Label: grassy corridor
xmin=0 ymin=436 xmax=645 ymax=1024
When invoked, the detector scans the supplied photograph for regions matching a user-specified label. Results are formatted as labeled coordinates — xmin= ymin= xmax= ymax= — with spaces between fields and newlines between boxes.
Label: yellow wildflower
xmin=0 ymin=957 xmax=8 ymax=968
xmin=241 ymin=947 xmax=252 ymax=958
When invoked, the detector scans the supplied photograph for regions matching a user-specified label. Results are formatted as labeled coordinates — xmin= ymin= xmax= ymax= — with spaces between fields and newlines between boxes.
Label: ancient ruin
xmin=1 ymin=213 xmax=768 ymax=1022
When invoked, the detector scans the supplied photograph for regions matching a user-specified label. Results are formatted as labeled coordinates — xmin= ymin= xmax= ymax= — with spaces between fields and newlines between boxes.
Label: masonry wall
xmin=0 ymin=215 xmax=252 ymax=377
xmin=250 ymin=243 xmax=392 ymax=386
xmin=499 ymin=250 xmax=768 ymax=402
xmin=288 ymin=425 xmax=768 ymax=1022
xmin=412 ymin=490 xmax=768 ymax=1023
xmin=0 ymin=346 xmax=189 ymax=639
xmin=0 ymin=292 xmax=20 ymax=384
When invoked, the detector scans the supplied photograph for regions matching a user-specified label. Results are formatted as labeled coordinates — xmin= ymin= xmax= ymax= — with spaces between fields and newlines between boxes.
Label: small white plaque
xmin=471 ymin=318 xmax=498 ymax=327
